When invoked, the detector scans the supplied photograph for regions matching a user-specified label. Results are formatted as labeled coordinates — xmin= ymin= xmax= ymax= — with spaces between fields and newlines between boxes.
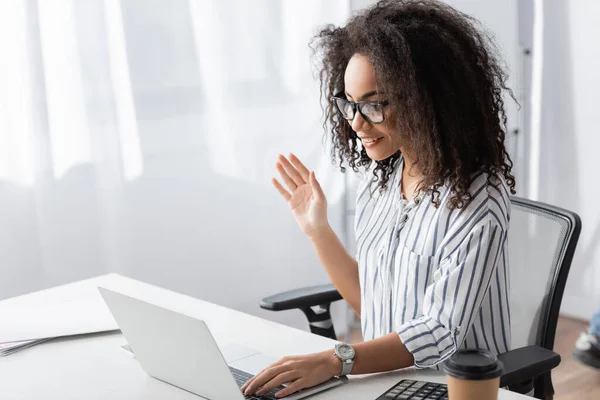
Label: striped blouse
xmin=355 ymin=157 xmax=511 ymax=368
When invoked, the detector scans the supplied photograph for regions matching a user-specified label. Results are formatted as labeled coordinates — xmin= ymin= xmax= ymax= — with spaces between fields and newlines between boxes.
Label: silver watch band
xmin=340 ymin=359 xmax=353 ymax=376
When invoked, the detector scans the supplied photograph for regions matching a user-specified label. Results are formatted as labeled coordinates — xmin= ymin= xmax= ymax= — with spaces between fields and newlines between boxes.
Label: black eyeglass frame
xmin=331 ymin=91 xmax=389 ymax=124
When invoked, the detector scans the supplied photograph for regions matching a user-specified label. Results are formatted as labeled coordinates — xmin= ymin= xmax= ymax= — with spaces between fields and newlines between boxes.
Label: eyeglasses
xmin=331 ymin=92 xmax=389 ymax=124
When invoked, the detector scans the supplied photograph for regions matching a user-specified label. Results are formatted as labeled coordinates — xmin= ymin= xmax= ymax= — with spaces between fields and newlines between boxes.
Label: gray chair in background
xmin=260 ymin=197 xmax=581 ymax=400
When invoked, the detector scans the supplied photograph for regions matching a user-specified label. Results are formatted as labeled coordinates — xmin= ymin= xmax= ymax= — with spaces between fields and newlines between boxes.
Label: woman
xmin=242 ymin=0 xmax=516 ymax=397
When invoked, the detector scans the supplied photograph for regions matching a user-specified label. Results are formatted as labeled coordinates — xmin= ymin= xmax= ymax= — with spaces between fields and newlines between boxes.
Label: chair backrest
xmin=508 ymin=197 xmax=581 ymax=351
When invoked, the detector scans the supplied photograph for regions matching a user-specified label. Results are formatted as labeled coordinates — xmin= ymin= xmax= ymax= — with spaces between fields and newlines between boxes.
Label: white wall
xmin=538 ymin=0 xmax=600 ymax=320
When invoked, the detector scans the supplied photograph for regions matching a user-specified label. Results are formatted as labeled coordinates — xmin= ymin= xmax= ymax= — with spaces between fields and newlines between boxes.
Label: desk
xmin=0 ymin=274 xmax=529 ymax=399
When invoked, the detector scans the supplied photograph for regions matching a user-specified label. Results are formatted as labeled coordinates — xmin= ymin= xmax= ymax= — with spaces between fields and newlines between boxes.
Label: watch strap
xmin=340 ymin=359 xmax=353 ymax=376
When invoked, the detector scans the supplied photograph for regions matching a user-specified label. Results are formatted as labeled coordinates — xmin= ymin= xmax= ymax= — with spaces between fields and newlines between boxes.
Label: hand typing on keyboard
xmin=240 ymin=350 xmax=341 ymax=398
xmin=230 ymin=367 xmax=281 ymax=400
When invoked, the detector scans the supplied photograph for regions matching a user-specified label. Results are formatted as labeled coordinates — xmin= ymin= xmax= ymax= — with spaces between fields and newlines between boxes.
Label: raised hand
xmin=272 ymin=154 xmax=328 ymax=238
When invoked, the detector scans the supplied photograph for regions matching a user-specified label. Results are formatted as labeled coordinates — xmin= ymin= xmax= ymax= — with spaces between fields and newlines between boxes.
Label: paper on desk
xmin=0 ymin=282 xmax=119 ymax=343
xmin=0 ymin=338 xmax=51 ymax=356
xmin=0 ymin=339 xmax=33 ymax=350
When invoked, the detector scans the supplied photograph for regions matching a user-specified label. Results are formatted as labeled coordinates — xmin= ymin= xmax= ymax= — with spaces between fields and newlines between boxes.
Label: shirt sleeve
xmin=396 ymin=215 xmax=505 ymax=368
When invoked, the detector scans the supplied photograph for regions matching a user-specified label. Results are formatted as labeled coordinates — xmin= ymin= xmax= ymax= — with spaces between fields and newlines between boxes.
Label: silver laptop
xmin=98 ymin=287 xmax=346 ymax=400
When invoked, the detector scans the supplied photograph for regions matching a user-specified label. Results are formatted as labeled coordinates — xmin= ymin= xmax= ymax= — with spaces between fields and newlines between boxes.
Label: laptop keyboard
xmin=376 ymin=379 xmax=449 ymax=400
xmin=230 ymin=366 xmax=282 ymax=400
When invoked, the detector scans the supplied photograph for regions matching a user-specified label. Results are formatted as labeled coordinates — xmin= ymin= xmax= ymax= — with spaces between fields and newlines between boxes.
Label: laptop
xmin=98 ymin=287 xmax=346 ymax=400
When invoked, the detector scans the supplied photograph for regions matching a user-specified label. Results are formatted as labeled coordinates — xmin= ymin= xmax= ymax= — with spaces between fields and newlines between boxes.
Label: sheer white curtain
xmin=0 ymin=0 xmax=141 ymax=296
xmin=0 ymin=0 xmax=352 ymax=331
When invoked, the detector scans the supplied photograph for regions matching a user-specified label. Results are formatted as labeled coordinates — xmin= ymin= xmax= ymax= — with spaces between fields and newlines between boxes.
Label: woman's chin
xmin=365 ymin=147 xmax=397 ymax=161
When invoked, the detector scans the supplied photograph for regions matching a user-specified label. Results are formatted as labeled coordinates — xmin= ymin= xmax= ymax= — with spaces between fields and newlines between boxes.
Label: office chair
xmin=260 ymin=197 xmax=581 ymax=400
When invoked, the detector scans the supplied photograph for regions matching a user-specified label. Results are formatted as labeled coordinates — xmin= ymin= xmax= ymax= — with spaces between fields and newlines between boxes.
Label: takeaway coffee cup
xmin=443 ymin=348 xmax=504 ymax=400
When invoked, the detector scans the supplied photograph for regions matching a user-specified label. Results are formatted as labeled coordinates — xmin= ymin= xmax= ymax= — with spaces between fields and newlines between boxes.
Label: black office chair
xmin=260 ymin=197 xmax=581 ymax=400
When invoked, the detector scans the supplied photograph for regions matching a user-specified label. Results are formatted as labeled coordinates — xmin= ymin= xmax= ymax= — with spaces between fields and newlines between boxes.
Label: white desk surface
xmin=0 ymin=274 xmax=529 ymax=399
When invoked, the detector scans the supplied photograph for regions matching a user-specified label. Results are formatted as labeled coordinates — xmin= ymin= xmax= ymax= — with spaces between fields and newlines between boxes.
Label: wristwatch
xmin=334 ymin=343 xmax=356 ymax=376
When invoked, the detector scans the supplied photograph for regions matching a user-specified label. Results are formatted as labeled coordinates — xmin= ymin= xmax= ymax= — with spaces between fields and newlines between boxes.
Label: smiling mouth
xmin=361 ymin=137 xmax=383 ymax=144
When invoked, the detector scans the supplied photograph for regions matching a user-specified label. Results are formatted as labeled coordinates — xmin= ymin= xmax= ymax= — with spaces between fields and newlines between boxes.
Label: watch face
xmin=337 ymin=344 xmax=355 ymax=359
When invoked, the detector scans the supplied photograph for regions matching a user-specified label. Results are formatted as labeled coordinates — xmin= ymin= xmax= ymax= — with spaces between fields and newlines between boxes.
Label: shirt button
xmin=401 ymin=214 xmax=409 ymax=223
xmin=414 ymin=197 xmax=421 ymax=205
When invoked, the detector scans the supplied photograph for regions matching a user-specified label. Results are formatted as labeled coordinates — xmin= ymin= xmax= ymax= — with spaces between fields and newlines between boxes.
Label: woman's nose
xmin=351 ymin=110 xmax=370 ymax=132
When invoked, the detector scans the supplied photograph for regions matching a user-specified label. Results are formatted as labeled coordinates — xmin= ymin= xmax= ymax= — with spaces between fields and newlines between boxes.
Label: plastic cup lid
xmin=443 ymin=348 xmax=504 ymax=380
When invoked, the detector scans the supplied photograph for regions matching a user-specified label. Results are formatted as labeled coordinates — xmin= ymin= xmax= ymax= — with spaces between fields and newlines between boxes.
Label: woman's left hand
xmin=240 ymin=350 xmax=341 ymax=398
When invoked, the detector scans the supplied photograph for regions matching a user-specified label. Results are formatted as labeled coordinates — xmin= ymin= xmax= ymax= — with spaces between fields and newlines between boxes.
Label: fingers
xmin=288 ymin=153 xmax=310 ymax=182
xmin=309 ymin=171 xmax=325 ymax=201
xmin=278 ymin=155 xmax=306 ymax=188
xmin=240 ymin=377 xmax=253 ymax=393
xmin=240 ymin=374 xmax=259 ymax=393
xmin=243 ymin=364 xmax=290 ymax=395
xmin=255 ymin=371 xmax=298 ymax=396
xmin=241 ymin=358 xmax=286 ymax=393
xmin=276 ymin=162 xmax=298 ymax=192
xmin=275 ymin=379 xmax=306 ymax=398
xmin=272 ymin=178 xmax=291 ymax=201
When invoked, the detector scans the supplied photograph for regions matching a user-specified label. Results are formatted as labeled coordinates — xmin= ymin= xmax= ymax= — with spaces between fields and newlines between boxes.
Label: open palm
xmin=272 ymin=154 xmax=328 ymax=238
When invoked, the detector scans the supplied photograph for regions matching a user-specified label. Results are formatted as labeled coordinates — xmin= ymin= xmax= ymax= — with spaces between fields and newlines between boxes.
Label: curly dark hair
xmin=311 ymin=0 xmax=516 ymax=209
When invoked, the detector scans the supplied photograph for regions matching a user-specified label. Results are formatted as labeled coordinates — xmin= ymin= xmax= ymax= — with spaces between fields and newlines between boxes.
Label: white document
xmin=0 ymin=276 xmax=119 ymax=343
xmin=0 ymin=338 xmax=51 ymax=356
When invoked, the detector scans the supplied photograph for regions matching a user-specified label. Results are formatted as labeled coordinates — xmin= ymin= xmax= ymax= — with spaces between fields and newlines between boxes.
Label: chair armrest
xmin=260 ymin=284 xmax=342 ymax=311
xmin=498 ymin=345 xmax=561 ymax=387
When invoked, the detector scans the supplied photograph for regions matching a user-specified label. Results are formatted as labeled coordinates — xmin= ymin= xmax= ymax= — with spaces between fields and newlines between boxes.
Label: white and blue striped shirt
xmin=355 ymin=157 xmax=511 ymax=368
